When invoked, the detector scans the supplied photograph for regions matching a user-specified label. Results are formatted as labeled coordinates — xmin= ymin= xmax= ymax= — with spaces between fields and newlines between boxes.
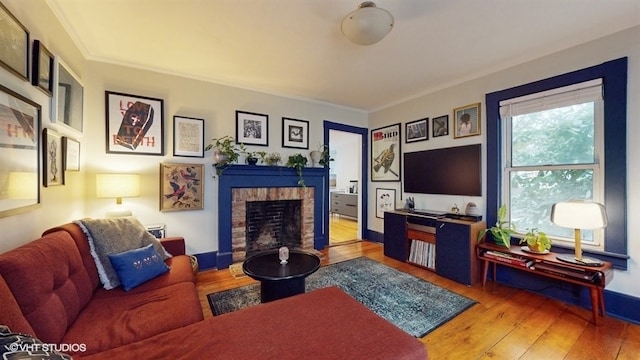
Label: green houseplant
xmin=244 ymin=150 xmax=266 ymax=165
xmin=309 ymin=144 xmax=333 ymax=167
xmin=286 ymin=153 xmax=308 ymax=186
xmin=520 ymin=228 xmax=552 ymax=252
xmin=478 ymin=205 xmax=515 ymax=248
xmin=205 ymin=136 xmax=245 ymax=175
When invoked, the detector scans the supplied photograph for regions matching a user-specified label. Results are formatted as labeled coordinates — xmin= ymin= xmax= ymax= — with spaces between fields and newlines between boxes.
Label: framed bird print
xmin=159 ymin=163 xmax=204 ymax=211
xmin=371 ymin=123 xmax=401 ymax=182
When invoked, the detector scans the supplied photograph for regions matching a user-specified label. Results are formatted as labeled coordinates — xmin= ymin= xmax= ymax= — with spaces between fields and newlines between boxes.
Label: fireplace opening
xmin=246 ymin=199 xmax=302 ymax=256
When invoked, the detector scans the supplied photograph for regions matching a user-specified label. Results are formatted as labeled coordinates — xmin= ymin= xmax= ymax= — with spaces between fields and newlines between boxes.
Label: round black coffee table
xmin=242 ymin=249 xmax=321 ymax=303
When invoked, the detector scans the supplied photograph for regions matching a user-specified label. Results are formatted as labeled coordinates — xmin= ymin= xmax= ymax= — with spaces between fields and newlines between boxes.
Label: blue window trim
xmin=485 ymin=57 xmax=628 ymax=269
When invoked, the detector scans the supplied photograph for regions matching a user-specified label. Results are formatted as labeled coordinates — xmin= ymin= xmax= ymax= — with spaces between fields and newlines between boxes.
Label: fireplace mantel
xmin=217 ymin=165 xmax=328 ymax=268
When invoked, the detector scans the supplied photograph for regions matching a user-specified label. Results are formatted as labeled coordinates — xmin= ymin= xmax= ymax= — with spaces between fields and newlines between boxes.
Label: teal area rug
xmin=207 ymin=257 xmax=476 ymax=337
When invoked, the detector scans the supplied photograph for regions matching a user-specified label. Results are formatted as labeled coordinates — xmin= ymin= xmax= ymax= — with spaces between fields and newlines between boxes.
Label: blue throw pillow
xmin=108 ymin=244 xmax=170 ymax=291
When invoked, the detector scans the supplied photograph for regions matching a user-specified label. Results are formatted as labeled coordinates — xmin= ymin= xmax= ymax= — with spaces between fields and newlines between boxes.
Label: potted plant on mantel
xmin=205 ymin=135 xmax=245 ymax=176
xmin=286 ymin=153 xmax=308 ymax=186
xmin=309 ymin=144 xmax=333 ymax=168
xmin=477 ymin=204 xmax=515 ymax=248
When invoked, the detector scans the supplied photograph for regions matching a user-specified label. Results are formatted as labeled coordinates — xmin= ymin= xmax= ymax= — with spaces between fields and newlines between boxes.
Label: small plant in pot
xmin=478 ymin=204 xmax=515 ymax=248
xmin=286 ymin=153 xmax=308 ymax=186
xmin=520 ymin=228 xmax=552 ymax=253
xmin=205 ymin=136 xmax=245 ymax=175
xmin=309 ymin=144 xmax=333 ymax=167
xmin=244 ymin=150 xmax=265 ymax=165
xmin=262 ymin=152 xmax=281 ymax=166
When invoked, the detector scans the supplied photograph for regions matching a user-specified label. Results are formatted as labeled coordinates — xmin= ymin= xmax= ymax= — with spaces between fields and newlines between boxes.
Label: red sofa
xmin=0 ymin=223 xmax=427 ymax=359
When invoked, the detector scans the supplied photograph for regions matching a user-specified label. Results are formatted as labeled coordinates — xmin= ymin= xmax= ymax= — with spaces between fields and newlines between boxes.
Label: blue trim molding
xmin=485 ymin=57 xmax=628 ymax=269
xmin=216 ymin=165 xmax=327 ymax=269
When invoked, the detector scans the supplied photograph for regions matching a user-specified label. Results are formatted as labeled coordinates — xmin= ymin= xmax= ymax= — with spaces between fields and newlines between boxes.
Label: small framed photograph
xmin=282 ymin=117 xmax=309 ymax=149
xmin=453 ymin=103 xmax=481 ymax=138
xmin=31 ymin=40 xmax=54 ymax=96
xmin=160 ymin=163 xmax=204 ymax=211
xmin=236 ymin=110 xmax=268 ymax=146
xmin=42 ymin=128 xmax=64 ymax=187
xmin=105 ymin=91 xmax=164 ymax=155
xmin=376 ymin=188 xmax=396 ymax=218
xmin=173 ymin=116 xmax=204 ymax=157
xmin=405 ymin=118 xmax=428 ymax=143
xmin=371 ymin=123 xmax=401 ymax=182
xmin=0 ymin=2 xmax=29 ymax=80
xmin=62 ymin=137 xmax=80 ymax=171
xmin=432 ymin=115 xmax=449 ymax=137
xmin=53 ymin=59 xmax=84 ymax=134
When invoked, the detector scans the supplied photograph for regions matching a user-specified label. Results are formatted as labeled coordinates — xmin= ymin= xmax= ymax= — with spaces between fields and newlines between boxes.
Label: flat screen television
xmin=403 ymin=144 xmax=481 ymax=196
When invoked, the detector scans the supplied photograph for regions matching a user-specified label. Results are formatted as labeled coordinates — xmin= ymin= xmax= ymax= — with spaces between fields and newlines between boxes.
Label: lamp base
xmin=105 ymin=206 xmax=133 ymax=218
xmin=556 ymin=254 xmax=603 ymax=267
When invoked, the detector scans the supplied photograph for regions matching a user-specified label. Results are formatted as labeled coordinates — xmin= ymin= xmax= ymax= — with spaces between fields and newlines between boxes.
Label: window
xmin=485 ymin=58 xmax=628 ymax=269
xmin=499 ymin=80 xmax=604 ymax=250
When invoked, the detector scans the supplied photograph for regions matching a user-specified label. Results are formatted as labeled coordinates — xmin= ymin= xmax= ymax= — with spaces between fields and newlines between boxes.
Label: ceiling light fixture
xmin=341 ymin=1 xmax=394 ymax=46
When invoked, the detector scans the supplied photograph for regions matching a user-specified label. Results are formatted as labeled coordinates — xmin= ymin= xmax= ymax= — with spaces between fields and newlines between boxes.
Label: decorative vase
xmin=310 ymin=150 xmax=322 ymax=167
xmin=213 ymin=150 xmax=228 ymax=165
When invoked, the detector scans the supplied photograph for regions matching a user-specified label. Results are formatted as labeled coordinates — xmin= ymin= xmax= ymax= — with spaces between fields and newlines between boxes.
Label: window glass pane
xmin=509 ymin=169 xmax=594 ymax=242
xmin=511 ymin=103 xmax=595 ymax=167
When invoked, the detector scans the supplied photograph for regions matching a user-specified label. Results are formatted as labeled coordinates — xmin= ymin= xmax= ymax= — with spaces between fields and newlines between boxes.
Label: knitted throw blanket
xmin=75 ymin=217 xmax=171 ymax=290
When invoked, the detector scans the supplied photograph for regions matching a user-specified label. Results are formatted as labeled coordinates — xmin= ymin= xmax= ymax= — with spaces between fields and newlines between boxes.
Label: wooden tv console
xmin=477 ymin=242 xmax=613 ymax=325
xmin=383 ymin=210 xmax=486 ymax=286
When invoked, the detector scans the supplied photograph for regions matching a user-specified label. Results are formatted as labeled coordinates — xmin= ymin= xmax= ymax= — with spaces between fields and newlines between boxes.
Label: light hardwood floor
xmin=329 ymin=214 xmax=359 ymax=245
xmin=196 ymin=242 xmax=640 ymax=359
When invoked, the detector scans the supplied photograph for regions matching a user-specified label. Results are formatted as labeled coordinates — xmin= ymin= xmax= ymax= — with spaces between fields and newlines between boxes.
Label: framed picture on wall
xmin=282 ymin=117 xmax=309 ymax=149
xmin=236 ymin=110 xmax=268 ymax=146
xmin=62 ymin=136 xmax=80 ymax=171
xmin=453 ymin=103 xmax=481 ymax=138
xmin=159 ymin=163 xmax=204 ymax=211
xmin=105 ymin=91 xmax=164 ymax=155
xmin=0 ymin=3 xmax=29 ymax=80
xmin=42 ymin=128 xmax=64 ymax=187
xmin=371 ymin=123 xmax=401 ymax=182
xmin=52 ymin=59 xmax=84 ymax=134
xmin=432 ymin=115 xmax=449 ymax=137
xmin=405 ymin=117 xmax=428 ymax=143
xmin=173 ymin=115 xmax=204 ymax=157
xmin=0 ymin=84 xmax=40 ymax=218
xmin=376 ymin=188 xmax=396 ymax=219
xmin=31 ymin=40 xmax=54 ymax=96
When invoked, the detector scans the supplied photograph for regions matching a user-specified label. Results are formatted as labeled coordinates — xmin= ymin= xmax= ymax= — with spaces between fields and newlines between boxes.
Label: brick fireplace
xmin=231 ymin=187 xmax=315 ymax=262
xmin=216 ymin=165 xmax=328 ymax=269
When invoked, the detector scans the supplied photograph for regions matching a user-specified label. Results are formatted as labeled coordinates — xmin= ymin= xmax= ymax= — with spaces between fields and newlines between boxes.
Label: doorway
xmin=323 ymin=121 xmax=368 ymax=247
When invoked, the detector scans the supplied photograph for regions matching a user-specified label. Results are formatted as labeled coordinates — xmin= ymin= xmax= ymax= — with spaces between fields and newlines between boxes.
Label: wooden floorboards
xmin=328 ymin=214 xmax=358 ymax=245
xmin=195 ymin=241 xmax=640 ymax=360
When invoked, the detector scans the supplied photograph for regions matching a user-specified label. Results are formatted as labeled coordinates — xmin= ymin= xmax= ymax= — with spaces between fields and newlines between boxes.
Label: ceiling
xmin=46 ymin=0 xmax=640 ymax=112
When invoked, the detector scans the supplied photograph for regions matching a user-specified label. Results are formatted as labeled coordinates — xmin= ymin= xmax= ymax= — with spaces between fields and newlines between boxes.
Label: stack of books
xmin=408 ymin=239 xmax=435 ymax=270
xmin=482 ymin=250 xmax=534 ymax=268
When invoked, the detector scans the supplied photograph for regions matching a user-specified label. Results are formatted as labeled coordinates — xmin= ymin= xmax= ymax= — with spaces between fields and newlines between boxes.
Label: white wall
xmin=81 ymin=61 xmax=367 ymax=256
xmin=0 ymin=0 xmax=87 ymax=252
xmin=0 ymin=0 xmax=368 ymax=257
xmin=369 ymin=25 xmax=640 ymax=298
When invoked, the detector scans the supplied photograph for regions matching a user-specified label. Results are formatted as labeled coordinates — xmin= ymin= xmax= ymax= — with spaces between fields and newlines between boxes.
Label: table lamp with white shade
xmin=96 ymin=174 xmax=140 ymax=218
xmin=550 ymin=200 xmax=607 ymax=267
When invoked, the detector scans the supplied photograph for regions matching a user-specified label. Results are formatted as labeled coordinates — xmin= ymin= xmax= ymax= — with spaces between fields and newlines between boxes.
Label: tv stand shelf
xmin=383 ymin=210 xmax=486 ymax=285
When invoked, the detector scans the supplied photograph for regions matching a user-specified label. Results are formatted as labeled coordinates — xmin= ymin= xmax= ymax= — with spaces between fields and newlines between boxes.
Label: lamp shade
xmin=96 ymin=174 xmax=140 ymax=199
xmin=341 ymin=2 xmax=394 ymax=45
xmin=550 ymin=200 xmax=608 ymax=230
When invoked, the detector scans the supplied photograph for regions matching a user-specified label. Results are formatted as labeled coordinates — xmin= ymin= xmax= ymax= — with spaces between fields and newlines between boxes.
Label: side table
xmin=243 ymin=249 xmax=321 ymax=303
xmin=477 ymin=242 xmax=613 ymax=325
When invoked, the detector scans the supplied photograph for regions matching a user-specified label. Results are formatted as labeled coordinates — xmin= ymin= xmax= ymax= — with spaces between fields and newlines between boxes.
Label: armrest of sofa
xmin=160 ymin=237 xmax=185 ymax=256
